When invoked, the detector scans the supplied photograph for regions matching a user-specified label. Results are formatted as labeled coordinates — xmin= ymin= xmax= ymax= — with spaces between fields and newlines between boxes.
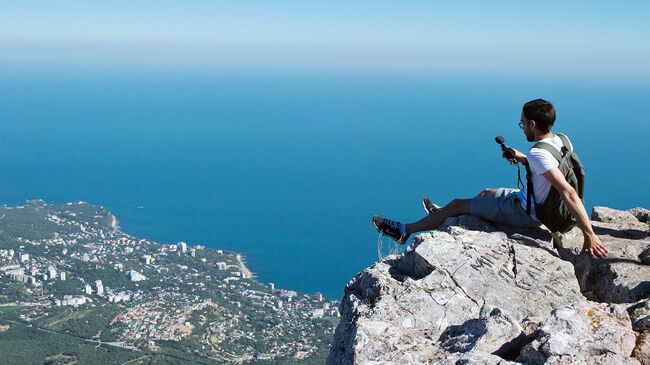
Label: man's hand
xmin=502 ymin=146 xmax=527 ymax=165
xmin=542 ymin=167 xmax=610 ymax=259
xmin=582 ymin=232 xmax=609 ymax=258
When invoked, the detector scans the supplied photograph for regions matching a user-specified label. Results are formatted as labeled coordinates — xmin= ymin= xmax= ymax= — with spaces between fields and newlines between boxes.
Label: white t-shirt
xmin=516 ymin=134 xmax=573 ymax=220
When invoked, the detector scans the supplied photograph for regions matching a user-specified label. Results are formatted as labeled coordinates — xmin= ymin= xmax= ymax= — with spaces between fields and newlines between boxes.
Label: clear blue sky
xmin=1 ymin=1 xmax=649 ymax=75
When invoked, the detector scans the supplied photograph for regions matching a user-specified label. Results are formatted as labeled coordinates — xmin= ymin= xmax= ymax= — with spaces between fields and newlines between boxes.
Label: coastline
xmin=109 ymin=213 xmax=119 ymax=231
xmin=101 ymin=201 xmax=255 ymax=279
xmin=0 ymin=199 xmax=338 ymax=362
xmin=235 ymin=253 xmax=254 ymax=279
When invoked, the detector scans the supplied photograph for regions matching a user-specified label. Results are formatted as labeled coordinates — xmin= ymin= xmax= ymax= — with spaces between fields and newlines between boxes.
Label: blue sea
xmin=1 ymin=68 xmax=648 ymax=299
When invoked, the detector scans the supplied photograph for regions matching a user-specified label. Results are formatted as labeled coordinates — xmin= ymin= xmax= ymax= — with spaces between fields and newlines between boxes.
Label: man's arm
xmin=542 ymin=167 xmax=609 ymax=258
xmin=502 ymin=147 xmax=527 ymax=165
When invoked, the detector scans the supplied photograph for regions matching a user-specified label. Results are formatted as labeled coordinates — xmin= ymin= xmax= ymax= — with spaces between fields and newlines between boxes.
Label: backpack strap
xmin=525 ymin=162 xmax=534 ymax=215
xmin=555 ymin=133 xmax=572 ymax=152
xmin=532 ymin=141 xmax=563 ymax=162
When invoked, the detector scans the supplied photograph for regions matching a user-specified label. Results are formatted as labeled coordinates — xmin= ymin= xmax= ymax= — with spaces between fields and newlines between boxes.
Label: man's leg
xmin=405 ymin=198 xmax=472 ymax=235
xmin=373 ymin=188 xmax=496 ymax=243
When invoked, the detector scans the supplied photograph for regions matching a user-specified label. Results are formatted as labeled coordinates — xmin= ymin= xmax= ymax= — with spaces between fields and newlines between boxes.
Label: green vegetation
xmin=0 ymin=322 xmax=225 ymax=364
xmin=0 ymin=280 xmax=30 ymax=303
xmin=0 ymin=304 xmax=28 ymax=322
xmin=0 ymin=322 xmax=139 ymax=365
xmin=36 ymin=305 xmax=123 ymax=339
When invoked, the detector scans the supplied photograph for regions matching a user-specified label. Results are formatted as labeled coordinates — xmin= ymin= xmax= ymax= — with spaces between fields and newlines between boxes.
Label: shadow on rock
xmin=438 ymin=305 xmax=533 ymax=361
xmin=593 ymin=225 xmax=649 ymax=240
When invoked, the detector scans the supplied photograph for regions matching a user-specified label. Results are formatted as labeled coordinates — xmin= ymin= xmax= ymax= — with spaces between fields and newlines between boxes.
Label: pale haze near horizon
xmin=1 ymin=1 xmax=649 ymax=76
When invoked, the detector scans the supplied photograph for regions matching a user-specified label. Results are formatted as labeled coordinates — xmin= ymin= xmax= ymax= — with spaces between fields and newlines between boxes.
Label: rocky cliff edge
xmin=328 ymin=206 xmax=650 ymax=364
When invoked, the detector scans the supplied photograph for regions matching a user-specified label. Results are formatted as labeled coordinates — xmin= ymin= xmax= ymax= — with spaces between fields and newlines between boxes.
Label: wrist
xmin=581 ymin=228 xmax=596 ymax=238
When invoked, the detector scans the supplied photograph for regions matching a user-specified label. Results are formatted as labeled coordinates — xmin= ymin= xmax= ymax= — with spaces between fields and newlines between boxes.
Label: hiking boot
xmin=422 ymin=198 xmax=441 ymax=215
xmin=372 ymin=216 xmax=409 ymax=244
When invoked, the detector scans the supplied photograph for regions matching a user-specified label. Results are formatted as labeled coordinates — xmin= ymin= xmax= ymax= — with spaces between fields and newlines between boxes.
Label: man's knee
xmin=448 ymin=198 xmax=472 ymax=214
xmin=477 ymin=188 xmax=496 ymax=198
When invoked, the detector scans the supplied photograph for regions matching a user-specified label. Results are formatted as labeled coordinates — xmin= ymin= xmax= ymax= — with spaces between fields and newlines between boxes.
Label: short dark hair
xmin=523 ymin=99 xmax=556 ymax=133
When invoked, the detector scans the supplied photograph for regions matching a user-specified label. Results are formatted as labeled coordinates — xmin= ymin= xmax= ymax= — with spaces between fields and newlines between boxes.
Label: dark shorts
xmin=470 ymin=188 xmax=541 ymax=228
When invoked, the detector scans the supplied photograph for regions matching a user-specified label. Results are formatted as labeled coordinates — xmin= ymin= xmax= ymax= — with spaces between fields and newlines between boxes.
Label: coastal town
xmin=0 ymin=200 xmax=338 ymax=364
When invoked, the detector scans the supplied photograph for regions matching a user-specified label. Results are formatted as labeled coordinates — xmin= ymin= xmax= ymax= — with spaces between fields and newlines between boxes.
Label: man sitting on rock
xmin=373 ymin=98 xmax=609 ymax=258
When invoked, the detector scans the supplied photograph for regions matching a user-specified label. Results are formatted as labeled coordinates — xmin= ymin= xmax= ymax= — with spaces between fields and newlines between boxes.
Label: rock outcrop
xmin=328 ymin=208 xmax=650 ymax=364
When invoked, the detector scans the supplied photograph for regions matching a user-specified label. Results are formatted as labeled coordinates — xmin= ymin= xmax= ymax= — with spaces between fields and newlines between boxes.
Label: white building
xmin=311 ymin=309 xmax=325 ymax=319
xmin=108 ymin=292 xmax=130 ymax=303
xmin=9 ymin=269 xmax=25 ymax=282
xmin=216 ymin=262 xmax=227 ymax=271
xmin=48 ymin=267 xmax=57 ymax=280
xmin=142 ymin=255 xmax=152 ymax=265
xmin=59 ymin=272 xmax=66 ymax=281
xmin=95 ymin=280 xmax=104 ymax=295
xmin=1 ymin=264 xmax=20 ymax=273
xmin=189 ymin=249 xmax=196 ymax=257
xmin=269 ymin=283 xmax=275 ymax=291
xmin=18 ymin=253 xmax=29 ymax=262
xmin=279 ymin=290 xmax=298 ymax=301
xmin=128 ymin=270 xmax=146 ymax=282
xmin=178 ymin=242 xmax=187 ymax=254
xmin=85 ymin=284 xmax=92 ymax=295
xmin=57 ymin=295 xmax=88 ymax=307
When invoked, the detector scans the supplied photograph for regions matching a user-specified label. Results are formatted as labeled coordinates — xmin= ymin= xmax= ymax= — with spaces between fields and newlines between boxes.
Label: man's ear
xmin=529 ymin=119 xmax=537 ymax=130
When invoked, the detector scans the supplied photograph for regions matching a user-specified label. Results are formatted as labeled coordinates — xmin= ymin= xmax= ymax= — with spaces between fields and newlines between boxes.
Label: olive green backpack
xmin=525 ymin=134 xmax=585 ymax=233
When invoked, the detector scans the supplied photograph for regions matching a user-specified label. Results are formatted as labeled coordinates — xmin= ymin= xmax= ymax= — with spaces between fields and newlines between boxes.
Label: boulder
xmin=517 ymin=302 xmax=638 ymax=365
xmin=438 ymin=304 xmax=528 ymax=358
xmin=641 ymin=247 xmax=650 ymax=265
xmin=629 ymin=207 xmax=650 ymax=224
xmin=329 ymin=210 xmax=650 ymax=364
xmin=630 ymin=300 xmax=650 ymax=365
xmin=554 ymin=220 xmax=650 ymax=303
xmin=328 ymin=220 xmax=583 ymax=364
xmin=593 ymin=206 xmax=641 ymax=224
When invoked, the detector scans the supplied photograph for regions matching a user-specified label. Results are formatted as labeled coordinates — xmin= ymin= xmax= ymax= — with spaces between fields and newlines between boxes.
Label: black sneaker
xmin=372 ymin=216 xmax=409 ymax=244
xmin=422 ymin=198 xmax=441 ymax=215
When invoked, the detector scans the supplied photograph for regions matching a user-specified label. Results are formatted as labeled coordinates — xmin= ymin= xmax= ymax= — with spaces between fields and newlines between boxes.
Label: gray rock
xmin=329 ymin=212 xmax=648 ymax=364
xmin=554 ymin=225 xmax=650 ymax=302
xmin=517 ymin=302 xmax=638 ymax=365
xmin=633 ymin=331 xmax=650 ymax=365
xmin=593 ymin=206 xmax=640 ymax=224
xmin=327 ymin=260 xmax=443 ymax=365
xmin=328 ymin=220 xmax=583 ymax=364
xmin=629 ymin=207 xmax=650 ymax=224
xmin=641 ymin=247 xmax=650 ymax=265
xmin=630 ymin=299 xmax=650 ymax=330
xmin=439 ymin=304 xmax=527 ymax=358
xmin=630 ymin=300 xmax=650 ymax=365
xmin=435 ymin=352 xmax=520 ymax=365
